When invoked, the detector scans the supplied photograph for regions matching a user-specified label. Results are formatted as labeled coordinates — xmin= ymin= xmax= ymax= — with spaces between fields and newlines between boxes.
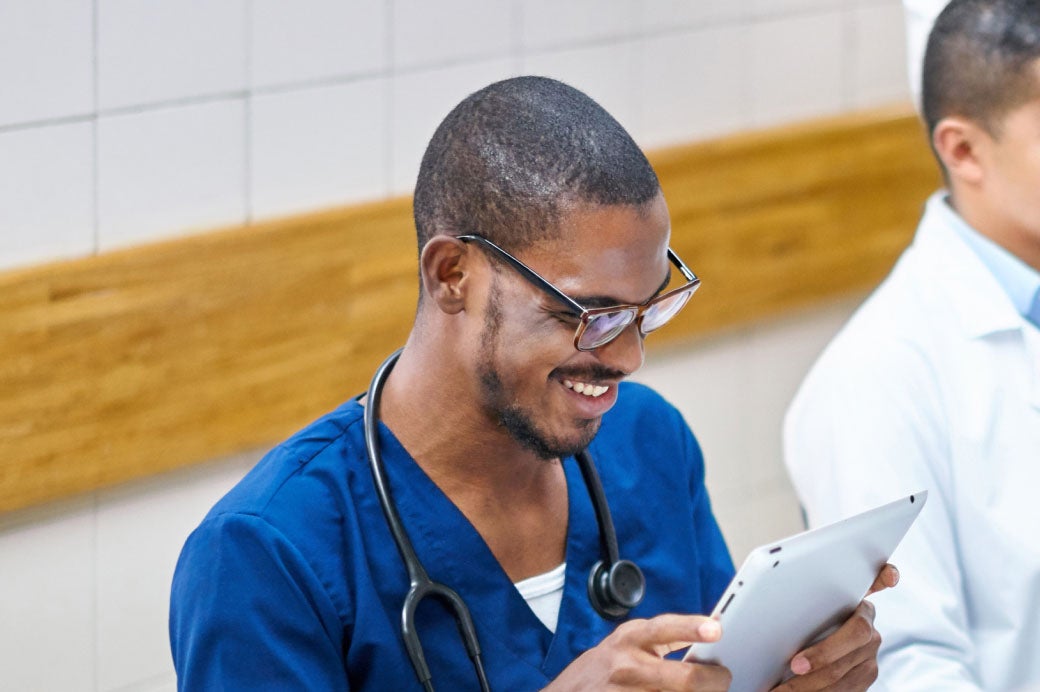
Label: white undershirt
xmin=514 ymin=562 xmax=566 ymax=633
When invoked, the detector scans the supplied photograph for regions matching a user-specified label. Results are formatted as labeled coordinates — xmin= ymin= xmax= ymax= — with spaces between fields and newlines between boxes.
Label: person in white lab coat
xmin=784 ymin=1 xmax=1040 ymax=690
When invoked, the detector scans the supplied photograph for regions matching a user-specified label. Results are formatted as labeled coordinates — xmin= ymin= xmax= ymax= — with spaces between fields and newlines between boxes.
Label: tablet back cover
xmin=684 ymin=491 xmax=927 ymax=692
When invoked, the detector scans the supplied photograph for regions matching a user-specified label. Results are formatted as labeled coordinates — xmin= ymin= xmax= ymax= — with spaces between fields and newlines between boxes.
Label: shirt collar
xmin=915 ymin=193 xmax=1023 ymax=337
xmin=938 ymin=194 xmax=1040 ymax=328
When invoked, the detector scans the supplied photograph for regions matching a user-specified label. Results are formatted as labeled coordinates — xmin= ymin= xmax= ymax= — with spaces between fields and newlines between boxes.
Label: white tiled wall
xmin=518 ymin=0 xmax=638 ymax=50
xmin=0 ymin=497 xmax=97 ymax=692
xmin=250 ymin=79 xmax=388 ymax=219
xmin=0 ymin=121 xmax=96 ymax=268
xmin=0 ymin=0 xmax=910 ymax=271
xmin=0 ymin=454 xmax=260 ymax=692
xmin=750 ymin=0 xmax=847 ymax=18
xmin=0 ymin=1 xmax=95 ymax=128
xmin=249 ymin=1 xmax=388 ymax=90
xmin=0 ymin=1 xmax=913 ymax=690
xmin=636 ymin=24 xmax=749 ymax=148
xmin=94 ymin=457 xmax=260 ymax=691
xmin=393 ymin=0 xmax=516 ymax=69
xmin=748 ymin=10 xmax=848 ymax=127
xmin=852 ymin=1 xmax=912 ymax=107
xmin=96 ymin=100 xmax=247 ymax=250
xmin=96 ymin=0 xmax=247 ymax=112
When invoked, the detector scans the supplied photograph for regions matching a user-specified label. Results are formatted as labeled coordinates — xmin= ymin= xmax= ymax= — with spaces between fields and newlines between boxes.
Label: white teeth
xmin=562 ymin=379 xmax=609 ymax=398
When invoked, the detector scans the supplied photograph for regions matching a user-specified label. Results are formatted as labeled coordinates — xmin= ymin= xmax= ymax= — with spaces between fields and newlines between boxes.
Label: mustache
xmin=550 ymin=365 xmax=628 ymax=382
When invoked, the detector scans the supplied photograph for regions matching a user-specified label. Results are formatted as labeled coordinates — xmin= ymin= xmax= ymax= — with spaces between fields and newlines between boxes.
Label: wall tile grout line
xmin=0 ymin=25 xmax=743 ymax=138
xmin=91 ymin=0 xmax=101 ymax=258
xmin=91 ymin=20 xmax=101 ymax=690
xmin=0 ymin=113 xmax=97 ymax=135
xmin=91 ymin=491 xmax=100 ymax=692
xmin=843 ymin=5 xmax=859 ymax=111
xmin=243 ymin=0 xmax=254 ymax=226
xmin=510 ymin=0 xmax=522 ymax=65
xmin=383 ymin=0 xmax=397 ymax=197
xmin=94 ymin=91 xmax=252 ymax=121
xmin=249 ymin=69 xmax=390 ymax=98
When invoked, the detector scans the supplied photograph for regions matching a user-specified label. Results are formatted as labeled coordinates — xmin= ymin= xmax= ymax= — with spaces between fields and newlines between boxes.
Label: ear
xmin=419 ymin=235 xmax=474 ymax=315
xmin=932 ymin=116 xmax=988 ymax=187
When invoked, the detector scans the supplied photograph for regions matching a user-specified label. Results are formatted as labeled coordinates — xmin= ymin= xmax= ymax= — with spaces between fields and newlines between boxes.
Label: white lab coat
xmin=784 ymin=192 xmax=1040 ymax=691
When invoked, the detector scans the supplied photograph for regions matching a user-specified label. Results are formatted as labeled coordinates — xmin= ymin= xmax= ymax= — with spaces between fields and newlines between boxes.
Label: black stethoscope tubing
xmin=364 ymin=348 xmax=644 ymax=691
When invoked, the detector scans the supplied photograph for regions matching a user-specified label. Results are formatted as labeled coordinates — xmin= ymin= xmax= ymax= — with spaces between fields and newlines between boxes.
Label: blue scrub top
xmin=170 ymin=382 xmax=734 ymax=691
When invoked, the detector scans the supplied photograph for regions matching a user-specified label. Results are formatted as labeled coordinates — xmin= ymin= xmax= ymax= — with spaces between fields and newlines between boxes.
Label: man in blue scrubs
xmin=170 ymin=76 xmax=895 ymax=691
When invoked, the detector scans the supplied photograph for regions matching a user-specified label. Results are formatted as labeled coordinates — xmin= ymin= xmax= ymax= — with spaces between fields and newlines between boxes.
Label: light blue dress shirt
xmin=941 ymin=195 xmax=1040 ymax=328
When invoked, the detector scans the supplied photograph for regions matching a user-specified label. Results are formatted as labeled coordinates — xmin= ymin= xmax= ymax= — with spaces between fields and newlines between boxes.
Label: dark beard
xmin=480 ymin=366 xmax=598 ymax=460
xmin=476 ymin=284 xmax=598 ymax=460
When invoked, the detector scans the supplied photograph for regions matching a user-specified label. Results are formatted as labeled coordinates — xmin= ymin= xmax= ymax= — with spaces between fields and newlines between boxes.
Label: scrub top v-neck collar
xmin=369 ymin=411 xmax=606 ymax=682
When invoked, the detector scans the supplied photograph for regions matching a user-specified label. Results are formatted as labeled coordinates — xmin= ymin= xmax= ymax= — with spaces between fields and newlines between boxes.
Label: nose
xmin=592 ymin=321 xmax=644 ymax=376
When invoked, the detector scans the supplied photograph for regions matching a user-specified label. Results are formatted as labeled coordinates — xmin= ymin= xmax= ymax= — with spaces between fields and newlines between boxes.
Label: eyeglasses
xmin=457 ymin=234 xmax=700 ymax=351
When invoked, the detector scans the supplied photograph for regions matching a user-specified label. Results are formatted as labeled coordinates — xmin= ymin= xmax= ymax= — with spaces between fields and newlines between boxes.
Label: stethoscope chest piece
xmin=588 ymin=558 xmax=646 ymax=620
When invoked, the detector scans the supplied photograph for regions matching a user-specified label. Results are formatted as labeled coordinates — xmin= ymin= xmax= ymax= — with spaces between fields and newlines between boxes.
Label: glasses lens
xmin=579 ymin=309 xmax=638 ymax=349
xmin=640 ymin=287 xmax=695 ymax=334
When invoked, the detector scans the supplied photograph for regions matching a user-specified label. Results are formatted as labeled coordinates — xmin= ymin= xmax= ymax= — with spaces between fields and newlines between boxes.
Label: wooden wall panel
xmin=0 ymin=201 xmax=419 ymax=512
xmin=656 ymin=105 xmax=937 ymax=335
xmin=0 ymin=105 xmax=940 ymax=513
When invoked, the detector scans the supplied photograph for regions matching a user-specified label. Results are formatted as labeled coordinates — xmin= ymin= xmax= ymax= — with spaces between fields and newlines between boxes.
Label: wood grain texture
xmin=0 ymin=105 xmax=940 ymax=513
xmin=656 ymin=105 xmax=938 ymax=335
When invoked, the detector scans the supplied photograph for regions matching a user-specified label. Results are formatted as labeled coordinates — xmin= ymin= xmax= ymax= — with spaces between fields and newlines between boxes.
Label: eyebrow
xmin=566 ymin=270 xmax=673 ymax=309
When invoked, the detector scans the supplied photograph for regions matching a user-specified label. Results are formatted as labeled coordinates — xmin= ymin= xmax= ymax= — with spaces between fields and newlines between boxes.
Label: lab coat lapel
xmin=919 ymin=194 xmax=1040 ymax=409
xmin=915 ymin=196 xmax=1022 ymax=339
xmin=916 ymin=194 xmax=1040 ymax=411
xmin=1024 ymin=326 xmax=1040 ymax=411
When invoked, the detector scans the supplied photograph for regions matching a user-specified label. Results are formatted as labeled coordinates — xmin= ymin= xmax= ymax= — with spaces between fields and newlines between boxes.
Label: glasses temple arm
xmin=457 ymin=235 xmax=587 ymax=316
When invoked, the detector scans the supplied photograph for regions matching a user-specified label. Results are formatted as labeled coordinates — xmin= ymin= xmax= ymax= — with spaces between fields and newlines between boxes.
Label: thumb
xmin=648 ymin=616 xmax=721 ymax=656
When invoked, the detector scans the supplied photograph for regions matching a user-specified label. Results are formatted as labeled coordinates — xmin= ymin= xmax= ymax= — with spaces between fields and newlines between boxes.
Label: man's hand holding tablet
xmin=544 ymin=563 xmax=897 ymax=692
xmin=685 ymin=491 xmax=925 ymax=692
xmin=772 ymin=563 xmax=899 ymax=691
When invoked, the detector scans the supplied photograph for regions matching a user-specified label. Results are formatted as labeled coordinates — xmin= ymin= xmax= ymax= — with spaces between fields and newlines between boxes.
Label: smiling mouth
xmin=562 ymin=379 xmax=610 ymax=398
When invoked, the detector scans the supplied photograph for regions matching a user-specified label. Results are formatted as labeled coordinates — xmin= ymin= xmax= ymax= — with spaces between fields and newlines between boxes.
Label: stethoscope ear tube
xmin=365 ymin=349 xmax=490 ymax=692
xmin=576 ymin=449 xmax=646 ymax=619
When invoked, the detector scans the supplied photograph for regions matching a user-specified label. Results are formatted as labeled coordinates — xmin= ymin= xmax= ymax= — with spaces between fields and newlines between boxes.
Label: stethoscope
xmin=363 ymin=349 xmax=647 ymax=691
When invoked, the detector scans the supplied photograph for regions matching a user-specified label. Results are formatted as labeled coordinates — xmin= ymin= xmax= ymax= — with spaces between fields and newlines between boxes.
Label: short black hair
xmin=922 ymin=0 xmax=1040 ymax=138
xmin=412 ymin=76 xmax=661 ymax=256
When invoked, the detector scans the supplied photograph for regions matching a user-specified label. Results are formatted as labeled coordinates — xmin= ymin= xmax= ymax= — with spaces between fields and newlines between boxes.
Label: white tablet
xmin=683 ymin=490 xmax=927 ymax=692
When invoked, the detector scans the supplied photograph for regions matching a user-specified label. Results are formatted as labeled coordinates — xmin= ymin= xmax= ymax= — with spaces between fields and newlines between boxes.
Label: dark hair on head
xmin=922 ymin=0 xmax=1040 ymax=139
xmin=412 ymin=76 xmax=661 ymax=256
